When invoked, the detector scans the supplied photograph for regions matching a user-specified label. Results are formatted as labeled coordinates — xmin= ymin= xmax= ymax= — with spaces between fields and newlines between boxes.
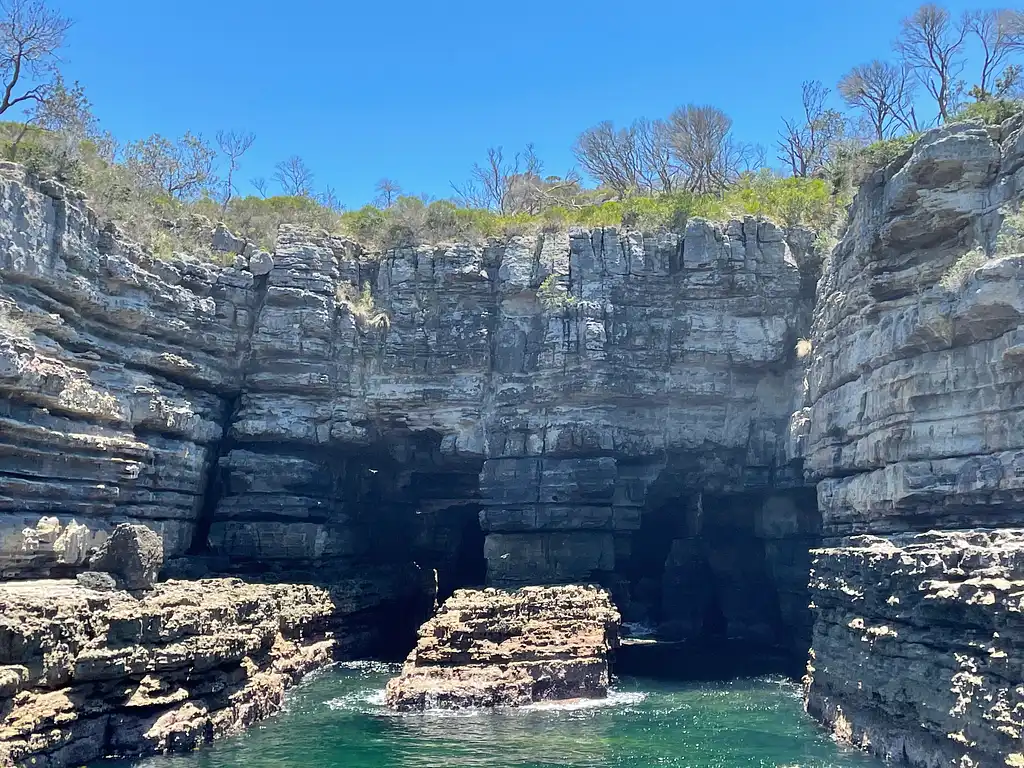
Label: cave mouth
xmin=614 ymin=489 xmax=819 ymax=681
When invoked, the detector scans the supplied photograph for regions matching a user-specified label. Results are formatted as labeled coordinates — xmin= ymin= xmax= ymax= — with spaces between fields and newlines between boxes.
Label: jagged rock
xmin=0 ymin=577 xmax=335 ymax=767
xmin=75 ymin=571 xmax=117 ymax=591
xmin=798 ymin=117 xmax=1024 ymax=766
xmin=805 ymin=531 xmax=1024 ymax=768
xmin=384 ymin=585 xmax=620 ymax=710
xmin=88 ymin=523 xmax=163 ymax=590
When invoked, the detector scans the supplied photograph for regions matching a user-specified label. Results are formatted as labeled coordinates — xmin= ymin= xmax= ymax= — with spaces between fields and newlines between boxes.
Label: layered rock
xmin=0 ymin=157 xmax=820 ymax=655
xmin=800 ymin=117 xmax=1024 ymax=765
xmin=0 ymin=577 xmax=335 ymax=767
xmin=384 ymin=585 xmax=620 ymax=710
xmin=806 ymin=532 xmax=1024 ymax=767
xmin=0 ymin=164 xmax=258 ymax=575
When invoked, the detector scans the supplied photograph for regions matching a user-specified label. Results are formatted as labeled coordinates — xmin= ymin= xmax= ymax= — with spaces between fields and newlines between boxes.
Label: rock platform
xmin=384 ymin=585 xmax=620 ymax=710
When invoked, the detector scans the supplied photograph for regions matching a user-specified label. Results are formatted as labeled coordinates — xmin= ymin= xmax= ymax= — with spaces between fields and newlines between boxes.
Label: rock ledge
xmin=384 ymin=585 xmax=620 ymax=710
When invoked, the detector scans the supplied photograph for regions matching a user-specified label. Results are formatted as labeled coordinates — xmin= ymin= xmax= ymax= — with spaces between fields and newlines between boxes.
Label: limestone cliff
xmin=0 ymin=161 xmax=819 ymax=657
xmin=800 ymin=117 xmax=1024 ymax=767
xmin=5 ymin=114 xmax=1024 ymax=765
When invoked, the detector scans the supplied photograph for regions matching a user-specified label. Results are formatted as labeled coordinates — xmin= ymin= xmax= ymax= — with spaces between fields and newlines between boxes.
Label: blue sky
xmin=59 ymin=0 xmax=1008 ymax=205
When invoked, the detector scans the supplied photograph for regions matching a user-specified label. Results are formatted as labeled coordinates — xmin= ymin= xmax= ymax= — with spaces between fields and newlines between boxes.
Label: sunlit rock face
xmin=384 ymin=585 xmax=621 ymax=710
xmin=800 ymin=117 xmax=1024 ymax=767
xmin=0 ymin=165 xmax=819 ymax=655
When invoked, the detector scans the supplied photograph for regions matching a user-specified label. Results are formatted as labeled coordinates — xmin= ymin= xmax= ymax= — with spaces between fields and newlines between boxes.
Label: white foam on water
xmin=325 ymin=688 xmax=389 ymax=711
xmin=325 ymin=687 xmax=647 ymax=717
xmin=336 ymin=660 xmax=400 ymax=674
xmin=521 ymin=690 xmax=648 ymax=711
xmin=621 ymin=621 xmax=658 ymax=638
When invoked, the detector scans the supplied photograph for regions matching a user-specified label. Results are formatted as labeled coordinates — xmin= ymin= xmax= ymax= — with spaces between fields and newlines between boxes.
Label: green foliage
xmin=537 ymin=274 xmax=574 ymax=311
xmin=938 ymin=247 xmax=988 ymax=292
xmin=722 ymin=172 xmax=837 ymax=231
xmin=335 ymin=281 xmax=390 ymax=329
xmin=996 ymin=203 xmax=1024 ymax=255
xmin=954 ymin=99 xmax=1024 ymax=126
xmin=859 ymin=134 xmax=921 ymax=170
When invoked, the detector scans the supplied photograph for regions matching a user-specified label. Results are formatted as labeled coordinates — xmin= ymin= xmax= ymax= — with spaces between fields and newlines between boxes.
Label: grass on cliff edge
xmin=0 ymin=121 xmax=852 ymax=259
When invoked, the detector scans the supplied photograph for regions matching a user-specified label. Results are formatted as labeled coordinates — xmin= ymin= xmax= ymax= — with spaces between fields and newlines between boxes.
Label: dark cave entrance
xmin=616 ymin=488 xmax=820 ymax=680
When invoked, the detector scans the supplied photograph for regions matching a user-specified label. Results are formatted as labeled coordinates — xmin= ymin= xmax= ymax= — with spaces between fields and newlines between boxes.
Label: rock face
xmin=6 ymin=114 xmax=1024 ymax=764
xmin=799 ymin=116 xmax=1024 ymax=766
xmin=384 ymin=585 xmax=620 ymax=710
xmin=0 ymin=159 xmax=819 ymax=657
xmin=0 ymin=577 xmax=335 ymax=767
xmin=806 ymin=532 xmax=1024 ymax=767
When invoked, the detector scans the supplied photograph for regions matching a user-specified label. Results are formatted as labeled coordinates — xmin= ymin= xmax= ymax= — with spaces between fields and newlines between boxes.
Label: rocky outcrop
xmin=0 ymin=164 xmax=258 ymax=574
xmin=805 ymin=532 xmax=1024 ymax=767
xmin=0 ymin=577 xmax=335 ymax=767
xmin=0 ymin=158 xmax=820 ymax=655
xmin=800 ymin=116 xmax=1024 ymax=766
xmin=384 ymin=585 xmax=620 ymax=710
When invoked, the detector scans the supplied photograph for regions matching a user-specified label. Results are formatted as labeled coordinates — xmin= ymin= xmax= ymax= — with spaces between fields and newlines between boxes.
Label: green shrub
xmin=335 ymin=281 xmax=390 ymax=329
xmin=860 ymin=134 xmax=920 ymax=170
xmin=996 ymin=203 xmax=1024 ymax=255
xmin=938 ymin=247 xmax=988 ymax=292
xmin=954 ymin=99 xmax=1023 ymax=126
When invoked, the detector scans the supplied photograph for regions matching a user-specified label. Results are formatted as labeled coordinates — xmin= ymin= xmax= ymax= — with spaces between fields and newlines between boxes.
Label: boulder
xmin=210 ymin=223 xmax=245 ymax=254
xmin=247 ymin=249 xmax=274 ymax=276
xmin=88 ymin=524 xmax=163 ymax=590
xmin=75 ymin=571 xmax=118 ymax=591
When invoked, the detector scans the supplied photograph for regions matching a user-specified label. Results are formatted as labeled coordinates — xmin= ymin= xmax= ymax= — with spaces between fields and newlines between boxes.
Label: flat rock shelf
xmin=384 ymin=585 xmax=620 ymax=710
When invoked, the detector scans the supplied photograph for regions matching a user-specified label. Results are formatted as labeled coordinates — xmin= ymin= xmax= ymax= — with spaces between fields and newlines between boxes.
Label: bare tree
xmin=452 ymin=144 xmax=584 ymax=214
xmin=250 ymin=176 xmax=269 ymax=198
xmin=0 ymin=0 xmax=71 ymax=117
xmin=666 ymin=104 xmax=750 ymax=194
xmin=964 ymin=9 xmax=1024 ymax=100
xmin=7 ymin=72 xmax=92 ymax=174
xmin=124 ymin=132 xmax=216 ymax=200
xmin=273 ymin=155 xmax=314 ymax=197
xmin=317 ymin=184 xmax=343 ymax=212
xmin=215 ymin=129 xmax=254 ymax=210
xmin=373 ymin=178 xmax=402 ymax=208
xmin=573 ymin=118 xmax=678 ymax=196
xmin=451 ymin=145 xmax=538 ymax=213
xmin=838 ymin=61 xmax=919 ymax=140
xmin=896 ymin=4 xmax=968 ymax=122
xmin=777 ymin=80 xmax=846 ymax=177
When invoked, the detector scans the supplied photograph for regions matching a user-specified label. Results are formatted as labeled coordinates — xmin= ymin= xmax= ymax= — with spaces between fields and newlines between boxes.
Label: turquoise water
xmin=105 ymin=663 xmax=883 ymax=768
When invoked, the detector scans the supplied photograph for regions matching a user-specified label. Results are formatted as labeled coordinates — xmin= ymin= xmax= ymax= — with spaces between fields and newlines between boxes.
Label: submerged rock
xmin=384 ymin=585 xmax=620 ymax=710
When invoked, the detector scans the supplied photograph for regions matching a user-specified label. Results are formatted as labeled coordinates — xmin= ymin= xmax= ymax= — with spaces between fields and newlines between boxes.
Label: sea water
xmin=101 ymin=662 xmax=883 ymax=768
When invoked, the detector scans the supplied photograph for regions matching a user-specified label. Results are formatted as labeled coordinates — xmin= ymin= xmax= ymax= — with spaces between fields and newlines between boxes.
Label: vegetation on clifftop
xmin=3 ymin=1 xmax=1024 ymax=259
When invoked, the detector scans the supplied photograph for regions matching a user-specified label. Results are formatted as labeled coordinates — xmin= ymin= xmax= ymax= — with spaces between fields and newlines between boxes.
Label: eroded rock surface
xmin=0 ymin=577 xmax=334 ymax=767
xmin=0 ymin=158 xmax=819 ymax=655
xmin=799 ymin=116 xmax=1024 ymax=766
xmin=87 ymin=523 xmax=163 ymax=590
xmin=805 ymin=532 xmax=1024 ymax=767
xmin=384 ymin=585 xmax=620 ymax=710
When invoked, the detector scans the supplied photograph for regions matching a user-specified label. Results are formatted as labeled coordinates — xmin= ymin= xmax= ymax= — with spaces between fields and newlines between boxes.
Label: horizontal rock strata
xmin=384 ymin=585 xmax=620 ymax=710
xmin=799 ymin=116 xmax=1024 ymax=767
xmin=805 ymin=532 xmax=1024 ymax=767
xmin=0 ymin=577 xmax=335 ymax=767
